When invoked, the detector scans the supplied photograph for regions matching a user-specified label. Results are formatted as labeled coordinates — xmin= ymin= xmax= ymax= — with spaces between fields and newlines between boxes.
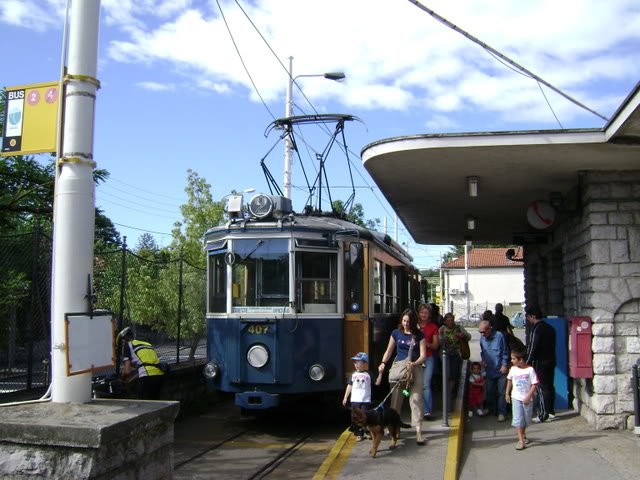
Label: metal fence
xmin=1 ymin=229 xmax=206 ymax=397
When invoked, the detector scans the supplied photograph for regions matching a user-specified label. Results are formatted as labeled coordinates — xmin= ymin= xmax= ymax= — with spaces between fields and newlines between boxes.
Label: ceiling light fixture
xmin=467 ymin=176 xmax=478 ymax=197
xmin=466 ymin=216 xmax=476 ymax=230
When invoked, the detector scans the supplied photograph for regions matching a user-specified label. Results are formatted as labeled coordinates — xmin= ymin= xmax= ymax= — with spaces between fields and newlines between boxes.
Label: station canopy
xmin=361 ymin=83 xmax=640 ymax=246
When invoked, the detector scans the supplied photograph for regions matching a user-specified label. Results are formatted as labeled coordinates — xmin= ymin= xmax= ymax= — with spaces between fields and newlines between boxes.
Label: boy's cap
xmin=351 ymin=352 xmax=369 ymax=363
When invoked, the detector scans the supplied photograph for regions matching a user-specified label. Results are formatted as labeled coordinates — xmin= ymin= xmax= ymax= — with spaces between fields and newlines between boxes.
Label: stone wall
xmin=0 ymin=400 xmax=180 ymax=479
xmin=524 ymin=171 xmax=640 ymax=430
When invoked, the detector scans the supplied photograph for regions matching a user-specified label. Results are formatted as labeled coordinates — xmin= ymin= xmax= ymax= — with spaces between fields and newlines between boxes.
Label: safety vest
xmin=126 ymin=340 xmax=164 ymax=377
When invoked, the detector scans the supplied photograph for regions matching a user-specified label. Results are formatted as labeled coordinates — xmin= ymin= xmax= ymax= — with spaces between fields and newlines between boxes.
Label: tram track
xmin=174 ymin=428 xmax=322 ymax=479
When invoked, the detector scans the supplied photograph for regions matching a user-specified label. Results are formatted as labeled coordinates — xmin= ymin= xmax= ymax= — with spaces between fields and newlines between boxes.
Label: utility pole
xmin=283 ymin=56 xmax=294 ymax=200
xmin=51 ymin=0 xmax=101 ymax=403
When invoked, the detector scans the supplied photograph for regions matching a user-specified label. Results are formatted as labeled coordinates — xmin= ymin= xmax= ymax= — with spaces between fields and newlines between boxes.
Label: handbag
xmin=389 ymin=358 xmax=409 ymax=383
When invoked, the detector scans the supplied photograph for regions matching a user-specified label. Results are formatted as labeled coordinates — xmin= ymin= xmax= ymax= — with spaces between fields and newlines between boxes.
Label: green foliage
xmin=171 ymin=169 xmax=225 ymax=267
xmin=332 ymin=199 xmax=380 ymax=230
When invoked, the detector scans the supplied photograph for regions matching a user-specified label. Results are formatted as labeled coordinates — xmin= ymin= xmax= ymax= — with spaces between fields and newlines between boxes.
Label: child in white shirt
xmin=505 ymin=347 xmax=539 ymax=450
xmin=343 ymin=352 xmax=372 ymax=441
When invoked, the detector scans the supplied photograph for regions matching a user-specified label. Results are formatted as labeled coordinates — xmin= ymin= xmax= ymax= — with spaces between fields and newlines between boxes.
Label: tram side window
xmin=296 ymin=251 xmax=337 ymax=313
xmin=373 ymin=260 xmax=383 ymax=313
xmin=208 ymin=251 xmax=227 ymax=313
xmin=232 ymin=239 xmax=289 ymax=308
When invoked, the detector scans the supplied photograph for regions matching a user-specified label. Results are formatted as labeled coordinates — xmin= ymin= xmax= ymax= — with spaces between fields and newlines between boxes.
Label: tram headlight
xmin=204 ymin=362 xmax=219 ymax=379
xmin=247 ymin=344 xmax=269 ymax=368
xmin=309 ymin=364 xmax=326 ymax=382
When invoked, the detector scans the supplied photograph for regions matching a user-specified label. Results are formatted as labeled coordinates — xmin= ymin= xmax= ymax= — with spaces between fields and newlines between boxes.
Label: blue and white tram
xmin=202 ymin=194 xmax=420 ymax=409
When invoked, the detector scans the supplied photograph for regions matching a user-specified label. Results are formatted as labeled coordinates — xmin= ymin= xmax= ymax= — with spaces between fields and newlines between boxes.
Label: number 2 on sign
xmin=247 ymin=324 xmax=269 ymax=334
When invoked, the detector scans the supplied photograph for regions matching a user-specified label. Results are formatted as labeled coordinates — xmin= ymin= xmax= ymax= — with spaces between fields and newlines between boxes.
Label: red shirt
xmin=421 ymin=322 xmax=439 ymax=357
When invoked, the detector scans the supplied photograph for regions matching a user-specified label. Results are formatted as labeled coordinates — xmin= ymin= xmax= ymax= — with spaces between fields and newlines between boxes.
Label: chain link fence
xmin=1 ymin=229 xmax=206 ymax=398
xmin=0 ymin=227 xmax=52 ymax=395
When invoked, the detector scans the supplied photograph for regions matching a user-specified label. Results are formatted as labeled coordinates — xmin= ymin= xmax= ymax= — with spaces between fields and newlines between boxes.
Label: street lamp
xmin=283 ymin=56 xmax=346 ymax=200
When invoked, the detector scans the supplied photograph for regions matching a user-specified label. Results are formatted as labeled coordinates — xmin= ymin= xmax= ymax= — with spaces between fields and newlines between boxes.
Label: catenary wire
xmin=406 ymin=0 xmax=610 ymax=122
xmin=216 ymin=0 xmax=276 ymax=121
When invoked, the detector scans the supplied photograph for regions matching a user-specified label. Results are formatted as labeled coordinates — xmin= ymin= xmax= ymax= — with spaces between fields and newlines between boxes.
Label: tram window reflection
xmin=296 ymin=251 xmax=337 ymax=313
xmin=231 ymin=239 xmax=289 ymax=308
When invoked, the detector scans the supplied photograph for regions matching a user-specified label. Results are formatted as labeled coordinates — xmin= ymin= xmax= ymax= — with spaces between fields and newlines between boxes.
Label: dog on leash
xmin=352 ymin=407 xmax=411 ymax=457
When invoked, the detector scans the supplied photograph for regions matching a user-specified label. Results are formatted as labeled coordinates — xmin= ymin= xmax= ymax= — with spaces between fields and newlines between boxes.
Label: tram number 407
xmin=247 ymin=324 xmax=269 ymax=334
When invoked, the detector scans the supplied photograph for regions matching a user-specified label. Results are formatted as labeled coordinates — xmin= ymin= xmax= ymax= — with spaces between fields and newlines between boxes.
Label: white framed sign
xmin=65 ymin=312 xmax=116 ymax=376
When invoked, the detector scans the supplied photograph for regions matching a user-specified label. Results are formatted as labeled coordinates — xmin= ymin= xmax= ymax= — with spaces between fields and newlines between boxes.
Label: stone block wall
xmin=525 ymin=171 xmax=640 ymax=430
xmin=0 ymin=400 xmax=180 ymax=479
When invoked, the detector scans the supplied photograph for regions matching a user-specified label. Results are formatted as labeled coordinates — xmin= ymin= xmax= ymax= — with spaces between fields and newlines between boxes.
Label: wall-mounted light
xmin=466 ymin=216 xmax=476 ymax=230
xmin=467 ymin=176 xmax=478 ymax=197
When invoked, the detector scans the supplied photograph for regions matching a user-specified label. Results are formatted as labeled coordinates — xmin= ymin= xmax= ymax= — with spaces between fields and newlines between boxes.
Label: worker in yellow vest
xmin=117 ymin=327 xmax=165 ymax=400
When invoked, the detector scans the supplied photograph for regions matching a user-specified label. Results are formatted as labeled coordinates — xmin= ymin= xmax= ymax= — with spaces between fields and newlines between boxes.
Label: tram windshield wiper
xmin=239 ymin=240 xmax=264 ymax=263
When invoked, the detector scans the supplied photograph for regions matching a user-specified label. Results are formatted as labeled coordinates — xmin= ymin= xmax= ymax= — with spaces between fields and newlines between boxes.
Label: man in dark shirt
xmin=525 ymin=306 xmax=556 ymax=423
xmin=493 ymin=303 xmax=513 ymax=336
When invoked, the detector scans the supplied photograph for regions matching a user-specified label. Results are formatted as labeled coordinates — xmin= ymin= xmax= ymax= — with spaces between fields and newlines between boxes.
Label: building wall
xmin=524 ymin=171 xmax=640 ymax=430
xmin=444 ymin=267 xmax=524 ymax=316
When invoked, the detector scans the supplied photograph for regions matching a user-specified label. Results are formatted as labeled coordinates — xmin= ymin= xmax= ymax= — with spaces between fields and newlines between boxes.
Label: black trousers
xmin=533 ymin=361 xmax=555 ymax=421
xmin=137 ymin=375 xmax=164 ymax=400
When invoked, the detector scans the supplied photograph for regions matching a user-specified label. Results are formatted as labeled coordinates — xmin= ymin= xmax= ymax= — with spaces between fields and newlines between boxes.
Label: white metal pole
xmin=464 ymin=244 xmax=470 ymax=320
xmin=51 ymin=0 xmax=101 ymax=403
xmin=394 ymin=215 xmax=398 ymax=243
xmin=283 ymin=56 xmax=294 ymax=200
xmin=383 ymin=217 xmax=387 ymax=235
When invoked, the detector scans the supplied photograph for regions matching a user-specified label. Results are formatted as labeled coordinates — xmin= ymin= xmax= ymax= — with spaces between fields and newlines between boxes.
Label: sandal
xmin=416 ymin=435 xmax=426 ymax=445
xmin=515 ymin=442 xmax=525 ymax=450
xmin=523 ymin=436 xmax=530 ymax=445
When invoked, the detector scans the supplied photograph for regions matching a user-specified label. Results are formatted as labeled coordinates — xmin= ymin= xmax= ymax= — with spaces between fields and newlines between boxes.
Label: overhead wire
xmin=406 ymin=0 xmax=610 ymax=122
xmin=216 ymin=0 xmax=276 ymax=121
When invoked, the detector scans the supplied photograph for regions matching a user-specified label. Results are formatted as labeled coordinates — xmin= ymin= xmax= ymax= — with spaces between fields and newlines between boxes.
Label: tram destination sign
xmin=2 ymin=81 xmax=59 ymax=156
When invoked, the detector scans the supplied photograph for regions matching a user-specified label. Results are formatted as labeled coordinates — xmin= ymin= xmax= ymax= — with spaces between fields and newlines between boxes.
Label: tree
xmin=332 ymin=199 xmax=381 ymax=230
xmin=171 ymin=169 xmax=225 ymax=266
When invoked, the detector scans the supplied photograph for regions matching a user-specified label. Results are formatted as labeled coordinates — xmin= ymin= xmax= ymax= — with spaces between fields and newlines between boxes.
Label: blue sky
xmin=2 ymin=0 xmax=640 ymax=268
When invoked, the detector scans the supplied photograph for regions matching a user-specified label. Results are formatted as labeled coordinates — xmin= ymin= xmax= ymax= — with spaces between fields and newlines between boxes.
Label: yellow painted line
xmin=444 ymin=360 xmax=468 ymax=480
xmin=225 ymin=441 xmax=330 ymax=451
xmin=312 ymin=428 xmax=356 ymax=480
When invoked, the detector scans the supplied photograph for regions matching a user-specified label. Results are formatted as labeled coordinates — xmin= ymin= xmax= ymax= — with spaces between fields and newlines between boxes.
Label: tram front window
xmin=232 ymin=239 xmax=289 ymax=308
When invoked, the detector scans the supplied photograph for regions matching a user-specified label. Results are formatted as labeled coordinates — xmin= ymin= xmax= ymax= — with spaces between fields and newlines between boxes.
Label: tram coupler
xmin=236 ymin=391 xmax=280 ymax=409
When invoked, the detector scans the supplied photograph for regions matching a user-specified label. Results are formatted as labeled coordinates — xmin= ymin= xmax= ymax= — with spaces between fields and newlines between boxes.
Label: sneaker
xmin=498 ymin=414 xmax=506 ymax=422
xmin=476 ymin=409 xmax=484 ymax=417
xmin=531 ymin=417 xmax=542 ymax=424
xmin=468 ymin=410 xmax=474 ymax=418
xmin=355 ymin=436 xmax=364 ymax=442
xmin=548 ymin=413 xmax=556 ymax=421
xmin=423 ymin=413 xmax=435 ymax=421
xmin=365 ymin=432 xmax=372 ymax=440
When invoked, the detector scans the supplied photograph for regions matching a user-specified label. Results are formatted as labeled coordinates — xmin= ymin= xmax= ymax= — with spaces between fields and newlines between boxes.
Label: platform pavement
xmin=460 ymin=407 xmax=640 ymax=480
xmin=315 ymin=328 xmax=640 ymax=480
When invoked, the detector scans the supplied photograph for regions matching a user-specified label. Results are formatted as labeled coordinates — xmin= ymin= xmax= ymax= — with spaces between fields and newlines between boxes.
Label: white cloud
xmin=3 ymin=0 xmax=639 ymax=127
xmin=136 ymin=81 xmax=175 ymax=91
xmin=0 ymin=0 xmax=63 ymax=31
xmin=425 ymin=115 xmax=460 ymax=131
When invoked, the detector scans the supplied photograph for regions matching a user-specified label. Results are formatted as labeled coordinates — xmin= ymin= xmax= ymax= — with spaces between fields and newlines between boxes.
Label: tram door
xmin=343 ymin=241 xmax=368 ymax=382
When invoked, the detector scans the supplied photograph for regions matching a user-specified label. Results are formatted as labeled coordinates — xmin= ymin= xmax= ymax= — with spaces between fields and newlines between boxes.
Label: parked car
xmin=511 ymin=311 xmax=525 ymax=328
xmin=458 ymin=313 xmax=480 ymax=323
